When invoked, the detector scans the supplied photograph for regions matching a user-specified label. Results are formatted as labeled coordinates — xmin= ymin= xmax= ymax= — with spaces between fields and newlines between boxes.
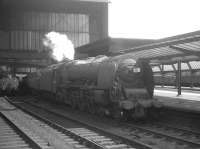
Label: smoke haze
xmin=43 ymin=31 xmax=75 ymax=61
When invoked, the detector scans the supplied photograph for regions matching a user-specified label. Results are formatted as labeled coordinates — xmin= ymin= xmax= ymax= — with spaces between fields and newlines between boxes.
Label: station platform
xmin=154 ymin=88 xmax=200 ymax=113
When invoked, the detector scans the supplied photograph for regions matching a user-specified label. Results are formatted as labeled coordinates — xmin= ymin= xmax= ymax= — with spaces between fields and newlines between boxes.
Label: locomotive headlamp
xmin=132 ymin=67 xmax=141 ymax=73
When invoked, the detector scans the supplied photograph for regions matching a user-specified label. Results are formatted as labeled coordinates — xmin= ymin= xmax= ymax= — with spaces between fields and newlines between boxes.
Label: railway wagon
xmin=154 ymin=71 xmax=200 ymax=87
xmin=27 ymin=55 xmax=160 ymax=119
xmin=0 ymin=76 xmax=19 ymax=95
xmin=154 ymin=73 xmax=176 ymax=86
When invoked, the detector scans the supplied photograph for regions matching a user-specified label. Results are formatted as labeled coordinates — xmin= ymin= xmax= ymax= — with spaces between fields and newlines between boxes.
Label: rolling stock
xmin=0 ymin=76 xmax=19 ymax=95
xmin=154 ymin=71 xmax=200 ymax=87
xmin=26 ymin=55 xmax=160 ymax=119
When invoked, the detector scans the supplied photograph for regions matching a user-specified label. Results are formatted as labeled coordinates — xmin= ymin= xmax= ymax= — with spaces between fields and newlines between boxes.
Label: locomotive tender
xmin=27 ymin=55 xmax=159 ymax=118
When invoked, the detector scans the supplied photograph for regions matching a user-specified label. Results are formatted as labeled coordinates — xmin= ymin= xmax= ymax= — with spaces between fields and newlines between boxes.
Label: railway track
xmin=121 ymin=122 xmax=200 ymax=149
xmin=153 ymin=122 xmax=200 ymax=137
xmin=7 ymin=96 xmax=200 ymax=149
xmin=0 ymin=112 xmax=42 ymax=149
xmin=3 ymin=97 xmax=153 ymax=149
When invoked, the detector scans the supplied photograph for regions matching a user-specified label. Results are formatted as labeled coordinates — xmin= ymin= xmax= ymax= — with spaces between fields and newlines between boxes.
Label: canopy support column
xmin=172 ymin=64 xmax=176 ymax=88
xmin=177 ymin=60 xmax=182 ymax=96
xmin=161 ymin=64 xmax=164 ymax=87
xmin=186 ymin=62 xmax=193 ymax=88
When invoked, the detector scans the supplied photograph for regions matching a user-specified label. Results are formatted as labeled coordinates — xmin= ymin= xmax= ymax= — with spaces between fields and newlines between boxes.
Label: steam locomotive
xmin=26 ymin=55 xmax=160 ymax=119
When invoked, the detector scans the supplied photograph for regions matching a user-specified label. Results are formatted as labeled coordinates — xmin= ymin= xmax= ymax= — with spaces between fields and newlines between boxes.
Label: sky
xmin=109 ymin=0 xmax=200 ymax=39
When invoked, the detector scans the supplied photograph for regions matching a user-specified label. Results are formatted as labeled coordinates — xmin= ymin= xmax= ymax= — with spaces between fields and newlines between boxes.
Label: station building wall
xmin=0 ymin=0 xmax=108 ymax=51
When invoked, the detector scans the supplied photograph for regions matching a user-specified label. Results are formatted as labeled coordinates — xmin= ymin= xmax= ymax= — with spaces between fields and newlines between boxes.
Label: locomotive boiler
xmin=27 ymin=55 xmax=159 ymax=118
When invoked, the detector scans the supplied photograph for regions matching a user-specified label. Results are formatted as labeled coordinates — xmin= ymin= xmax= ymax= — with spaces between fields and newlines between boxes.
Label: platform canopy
xmin=112 ymin=30 xmax=200 ymax=65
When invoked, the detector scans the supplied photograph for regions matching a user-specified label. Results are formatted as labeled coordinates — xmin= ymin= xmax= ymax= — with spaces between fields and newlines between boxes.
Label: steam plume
xmin=43 ymin=31 xmax=74 ymax=61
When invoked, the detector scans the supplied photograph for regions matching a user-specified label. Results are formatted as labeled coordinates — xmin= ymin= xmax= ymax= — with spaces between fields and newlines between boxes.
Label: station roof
xmin=111 ymin=30 xmax=200 ymax=65
xmin=76 ymin=30 xmax=200 ymax=65
xmin=0 ymin=0 xmax=108 ymax=13
xmin=0 ymin=0 xmax=108 ymax=4
xmin=76 ymin=37 xmax=155 ymax=56
xmin=68 ymin=0 xmax=108 ymax=2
